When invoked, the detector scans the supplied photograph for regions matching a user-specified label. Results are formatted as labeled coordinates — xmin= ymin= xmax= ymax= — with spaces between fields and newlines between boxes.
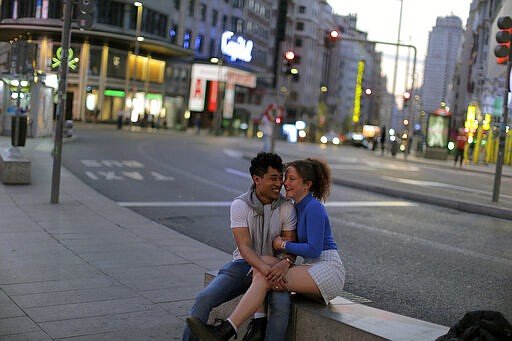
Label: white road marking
xmin=118 ymin=201 xmax=232 ymax=207
xmin=150 ymin=171 xmax=175 ymax=181
xmin=118 ymin=201 xmax=415 ymax=208
xmin=85 ymin=171 xmax=98 ymax=180
xmin=223 ymin=149 xmax=245 ymax=159
xmin=225 ymin=168 xmax=252 ymax=178
xmin=381 ymin=176 xmax=512 ymax=200
xmin=325 ymin=201 xmax=417 ymax=207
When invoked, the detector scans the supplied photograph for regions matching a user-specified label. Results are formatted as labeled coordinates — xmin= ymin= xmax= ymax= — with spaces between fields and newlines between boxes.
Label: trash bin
xmin=390 ymin=140 xmax=399 ymax=156
xmin=11 ymin=116 xmax=27 ymax=147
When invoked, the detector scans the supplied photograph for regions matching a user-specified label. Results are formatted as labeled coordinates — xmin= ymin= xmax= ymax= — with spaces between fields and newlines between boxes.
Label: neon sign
xmin=221 ymin=31 xmax=253 ymax=62
xmin=52 ymin=47 xmax=78 ymax=70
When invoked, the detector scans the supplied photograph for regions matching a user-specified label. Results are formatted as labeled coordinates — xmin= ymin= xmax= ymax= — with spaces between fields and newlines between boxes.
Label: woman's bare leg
xmin=228 ymin=256 xmax=280 ymax=328
xmin=283 ymin=265 xmax=321 ymax=298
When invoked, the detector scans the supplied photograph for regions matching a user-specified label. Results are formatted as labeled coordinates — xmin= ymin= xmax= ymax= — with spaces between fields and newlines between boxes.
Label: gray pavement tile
xmin=76 ymin=248 xmax=186 ymax=270
xmin=25 ymin=296 xmax=155 ymax=323
xmin=61 ymin=322 xmax=185 ymax=340
xmin=105 ymin=263 xmax=202 ymax=292
xmin=0 ymin=291 xmax=24 ymax=319
xmin=0 ymin=263 xmax=103 ymax=285
xmin=0 ymin=220 xmax=42 ymax=233
xmin=140 ymin=284 xmax=204 ymax=303
xmin=1 ymin=277 xmax=119 ymax=296
xmin=10 ymin=285 xmax=138 ymax=309
xmin=0 ymin=316 xmax=41 ymax=337
xmin=0 ymin=330 xmax=52 ymax=340
xmin=37 ymin=307 xmax=178 ymax=339
xmin=158 ymin=299 xmax=194 ymax=318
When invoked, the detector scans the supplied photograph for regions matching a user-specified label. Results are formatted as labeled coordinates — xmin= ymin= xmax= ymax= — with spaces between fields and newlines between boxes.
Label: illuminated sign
xmin=52 ymin=47 xmax=78 ymax=70
xmin=352 ymin=60 xmax=365 ymax=123
xmin=221 ymin=31 xmax=253 ymax=62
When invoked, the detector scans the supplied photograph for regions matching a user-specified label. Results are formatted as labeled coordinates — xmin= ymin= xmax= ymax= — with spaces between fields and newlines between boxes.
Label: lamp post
xmin=390 ymin=0 xmax=404 ymax=130
xmin=210 ymin=57 xmax=224 ymax=135
xmin=131 ymin=2 xmax=143 ymax=122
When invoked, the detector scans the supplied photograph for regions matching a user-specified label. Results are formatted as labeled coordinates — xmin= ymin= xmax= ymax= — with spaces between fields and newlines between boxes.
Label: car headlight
xmin=320 ymin=136 xmax=328 ymax=144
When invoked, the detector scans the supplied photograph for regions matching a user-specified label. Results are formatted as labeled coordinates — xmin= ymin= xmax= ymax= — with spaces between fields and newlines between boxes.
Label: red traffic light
xmin=403 ymin=91 xmax=411 ymax=101
xmin=329 ymin=30 xmax=339 ymax=40
xmin=284 ymin=50 xmax=295 ymax=61
xmin=495 ymin=16 xmax=512 ymax=64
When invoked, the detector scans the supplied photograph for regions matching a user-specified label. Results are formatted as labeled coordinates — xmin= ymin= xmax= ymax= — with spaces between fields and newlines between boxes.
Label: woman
xmin=187 ymin=158 xmax=345 ymax=340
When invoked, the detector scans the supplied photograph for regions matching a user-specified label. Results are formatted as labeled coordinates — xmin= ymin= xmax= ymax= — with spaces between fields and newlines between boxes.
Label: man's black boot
xmin=242 ymin=317 xmax=267 ymax=341
xmin=186 ymin=317 xmax=237 ymax=341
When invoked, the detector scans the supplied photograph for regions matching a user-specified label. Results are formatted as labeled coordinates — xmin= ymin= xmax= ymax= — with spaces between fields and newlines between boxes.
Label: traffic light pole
xmin=492 ymin=60 xmax=510 ymax=202
xmin=51 ymin=0 xmax=73 ymax=204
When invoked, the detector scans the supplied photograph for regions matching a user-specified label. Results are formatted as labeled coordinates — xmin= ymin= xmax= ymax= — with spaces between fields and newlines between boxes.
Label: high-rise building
xmin=422 ymin=16 xmax=464 ymax=114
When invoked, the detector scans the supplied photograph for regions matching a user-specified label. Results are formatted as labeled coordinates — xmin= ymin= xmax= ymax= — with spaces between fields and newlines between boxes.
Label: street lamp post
xmin=390 ymin=0 xmax=404 ymax=130
xmin=131 ymin=2 xmax=143 ymax=122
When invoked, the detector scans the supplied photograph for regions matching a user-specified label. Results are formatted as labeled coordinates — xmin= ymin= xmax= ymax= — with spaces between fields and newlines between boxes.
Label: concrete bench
xmin=0 ymin=148 xmax=31 ymax=184
xmin=205 ymin=271 xmax=449 ymax=340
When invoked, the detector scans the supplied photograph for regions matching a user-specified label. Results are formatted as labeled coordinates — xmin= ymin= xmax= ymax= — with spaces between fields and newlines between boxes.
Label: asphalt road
xmin=62 ymin=124 xmax=512 ymax=327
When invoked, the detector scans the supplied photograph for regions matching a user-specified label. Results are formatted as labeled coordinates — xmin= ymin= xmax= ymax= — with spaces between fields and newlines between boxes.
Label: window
xmin=169 ymin=25 xmax=178 ymax=43
xmin=232 ymin=0 xmax=243 ymax=8
xmin=188 ymin=0 xmax=194 ymax=16
xmin=200 ymin=4 xmax=206 ymax=21
xmin=296 ymin=22 xmax=304 ymax=31
xmin=184 ymin=30 xmax=191 ymax=49
xmin=195 ymin=34 xmax=204 ymax=53
xmin=209 ymin=38 xmax=216 ymax=56
xmin=295 ymin=38 xmax=302 ymax=47
xmin=174 ymin=0 xmax=180 ymax=10
xmin=222 ymin=15 xmax=228 ymax=30
xmin=299 ymin=6 xmax=306 ymax=14
xmin=212 ymin=9 xmax=218 ymax=26
xmin=97 ymin=1 xmax=124 ymax=27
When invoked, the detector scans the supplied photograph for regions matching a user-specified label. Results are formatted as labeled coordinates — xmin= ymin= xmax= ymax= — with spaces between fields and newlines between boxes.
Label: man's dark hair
xmin=249 ymin=152 xmax=284 ymax=177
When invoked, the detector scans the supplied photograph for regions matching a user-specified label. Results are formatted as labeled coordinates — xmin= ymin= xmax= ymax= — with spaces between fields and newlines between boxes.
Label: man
xmin=454 ymin=128 xmax=467 ymax=167
xmin=183 ymin=152 xmax=297 ymax=341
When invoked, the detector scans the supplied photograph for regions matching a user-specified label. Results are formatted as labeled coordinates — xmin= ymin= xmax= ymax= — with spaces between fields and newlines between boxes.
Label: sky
xmin=327 ymin=0 xmax=473 ymax=96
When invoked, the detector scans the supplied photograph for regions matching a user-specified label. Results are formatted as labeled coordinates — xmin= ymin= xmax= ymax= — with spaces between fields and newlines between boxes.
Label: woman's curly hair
xmin=286 ymin=158 xmax=331 ymax=202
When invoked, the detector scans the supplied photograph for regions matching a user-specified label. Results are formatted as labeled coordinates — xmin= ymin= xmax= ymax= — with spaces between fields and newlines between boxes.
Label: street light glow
xmin=134 ymin=2 xmax=142 ymax=6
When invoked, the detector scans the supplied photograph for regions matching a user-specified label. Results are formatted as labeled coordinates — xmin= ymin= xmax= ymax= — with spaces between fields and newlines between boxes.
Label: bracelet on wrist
xmin=284 ymin=257 xmax=294 ymax=266
xmin=279 ymin=240 xmax=287 ymax=253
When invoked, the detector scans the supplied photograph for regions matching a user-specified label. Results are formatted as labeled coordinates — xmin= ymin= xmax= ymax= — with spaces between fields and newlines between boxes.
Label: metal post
xmin=132 ymin=3 xmax=142 ymax=118
xmin=51 ymin=0 xmax=73 ymax=204
xmin=492 ymin=60 xmax=510 ymax=202
xmin=389 ymin=0 xmax=404 ymax=130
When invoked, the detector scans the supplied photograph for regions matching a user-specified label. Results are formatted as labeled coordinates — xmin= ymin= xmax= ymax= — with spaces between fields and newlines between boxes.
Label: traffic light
xmin=403 ymin=91 xmax=411 ymax=106
xmin=284 ymin=50 xmax=299 ymax=79
xmin=494 ymin=16 xmax=512 ymax=64
xmin=403 ymin=119 xmax=409 ymax=126
xmin=325 ymin=29 xmax=340 ymax=48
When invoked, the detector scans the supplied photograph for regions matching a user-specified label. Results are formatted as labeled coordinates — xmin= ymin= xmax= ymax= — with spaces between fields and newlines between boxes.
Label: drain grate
xmin=339 ymin=290 xmax=373 ymax=304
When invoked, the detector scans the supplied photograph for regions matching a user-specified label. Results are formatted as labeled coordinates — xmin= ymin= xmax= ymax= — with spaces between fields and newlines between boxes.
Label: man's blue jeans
xmin=182 ymin=259 xmax=291 ymax=341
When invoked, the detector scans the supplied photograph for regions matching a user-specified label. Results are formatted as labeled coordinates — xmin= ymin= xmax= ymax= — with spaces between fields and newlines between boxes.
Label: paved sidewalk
xmin=1 ymin=134 xmax=511 ymax=339
xmin=0 ymin=138 xmax=231 ymax=340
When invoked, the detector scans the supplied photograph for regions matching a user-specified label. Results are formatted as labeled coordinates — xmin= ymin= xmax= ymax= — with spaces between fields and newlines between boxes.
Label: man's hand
xmin=273 ymin=236 xmax=284 ymax=251
xmin=267 ymin=259 xmax=290 ymax=287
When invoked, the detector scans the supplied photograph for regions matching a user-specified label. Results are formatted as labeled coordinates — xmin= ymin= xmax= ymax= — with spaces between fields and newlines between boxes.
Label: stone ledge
xmin=0 ymin=148 xmax=31 ymax=184
xmin=205 ymin=271 xmax=448 ymax=340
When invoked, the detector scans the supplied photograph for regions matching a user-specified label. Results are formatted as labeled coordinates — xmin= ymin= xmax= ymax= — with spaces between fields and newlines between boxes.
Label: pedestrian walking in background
xmin=187 ymin=158 xmax=345 ymax=341
xmin=261 ymin=110 xmax=273 ymax=152
xmin=380 ymin=126 xmax=386 ymax=156
xmin=454 ymin=128 xmax=467 ymax=167
xmin=116 ymin=109 xmax=124 ymax=129
xmin=183 ymin=152 xmax=297 ymax=341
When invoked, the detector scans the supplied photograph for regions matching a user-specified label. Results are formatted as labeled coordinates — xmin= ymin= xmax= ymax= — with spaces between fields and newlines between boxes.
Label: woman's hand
xmin=273 ymin=236 xmax=284 ymax=251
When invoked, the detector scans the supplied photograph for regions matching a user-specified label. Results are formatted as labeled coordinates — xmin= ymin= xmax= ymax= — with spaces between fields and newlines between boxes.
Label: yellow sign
xmin=352 ymin=60 xmax=364 ymax=123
